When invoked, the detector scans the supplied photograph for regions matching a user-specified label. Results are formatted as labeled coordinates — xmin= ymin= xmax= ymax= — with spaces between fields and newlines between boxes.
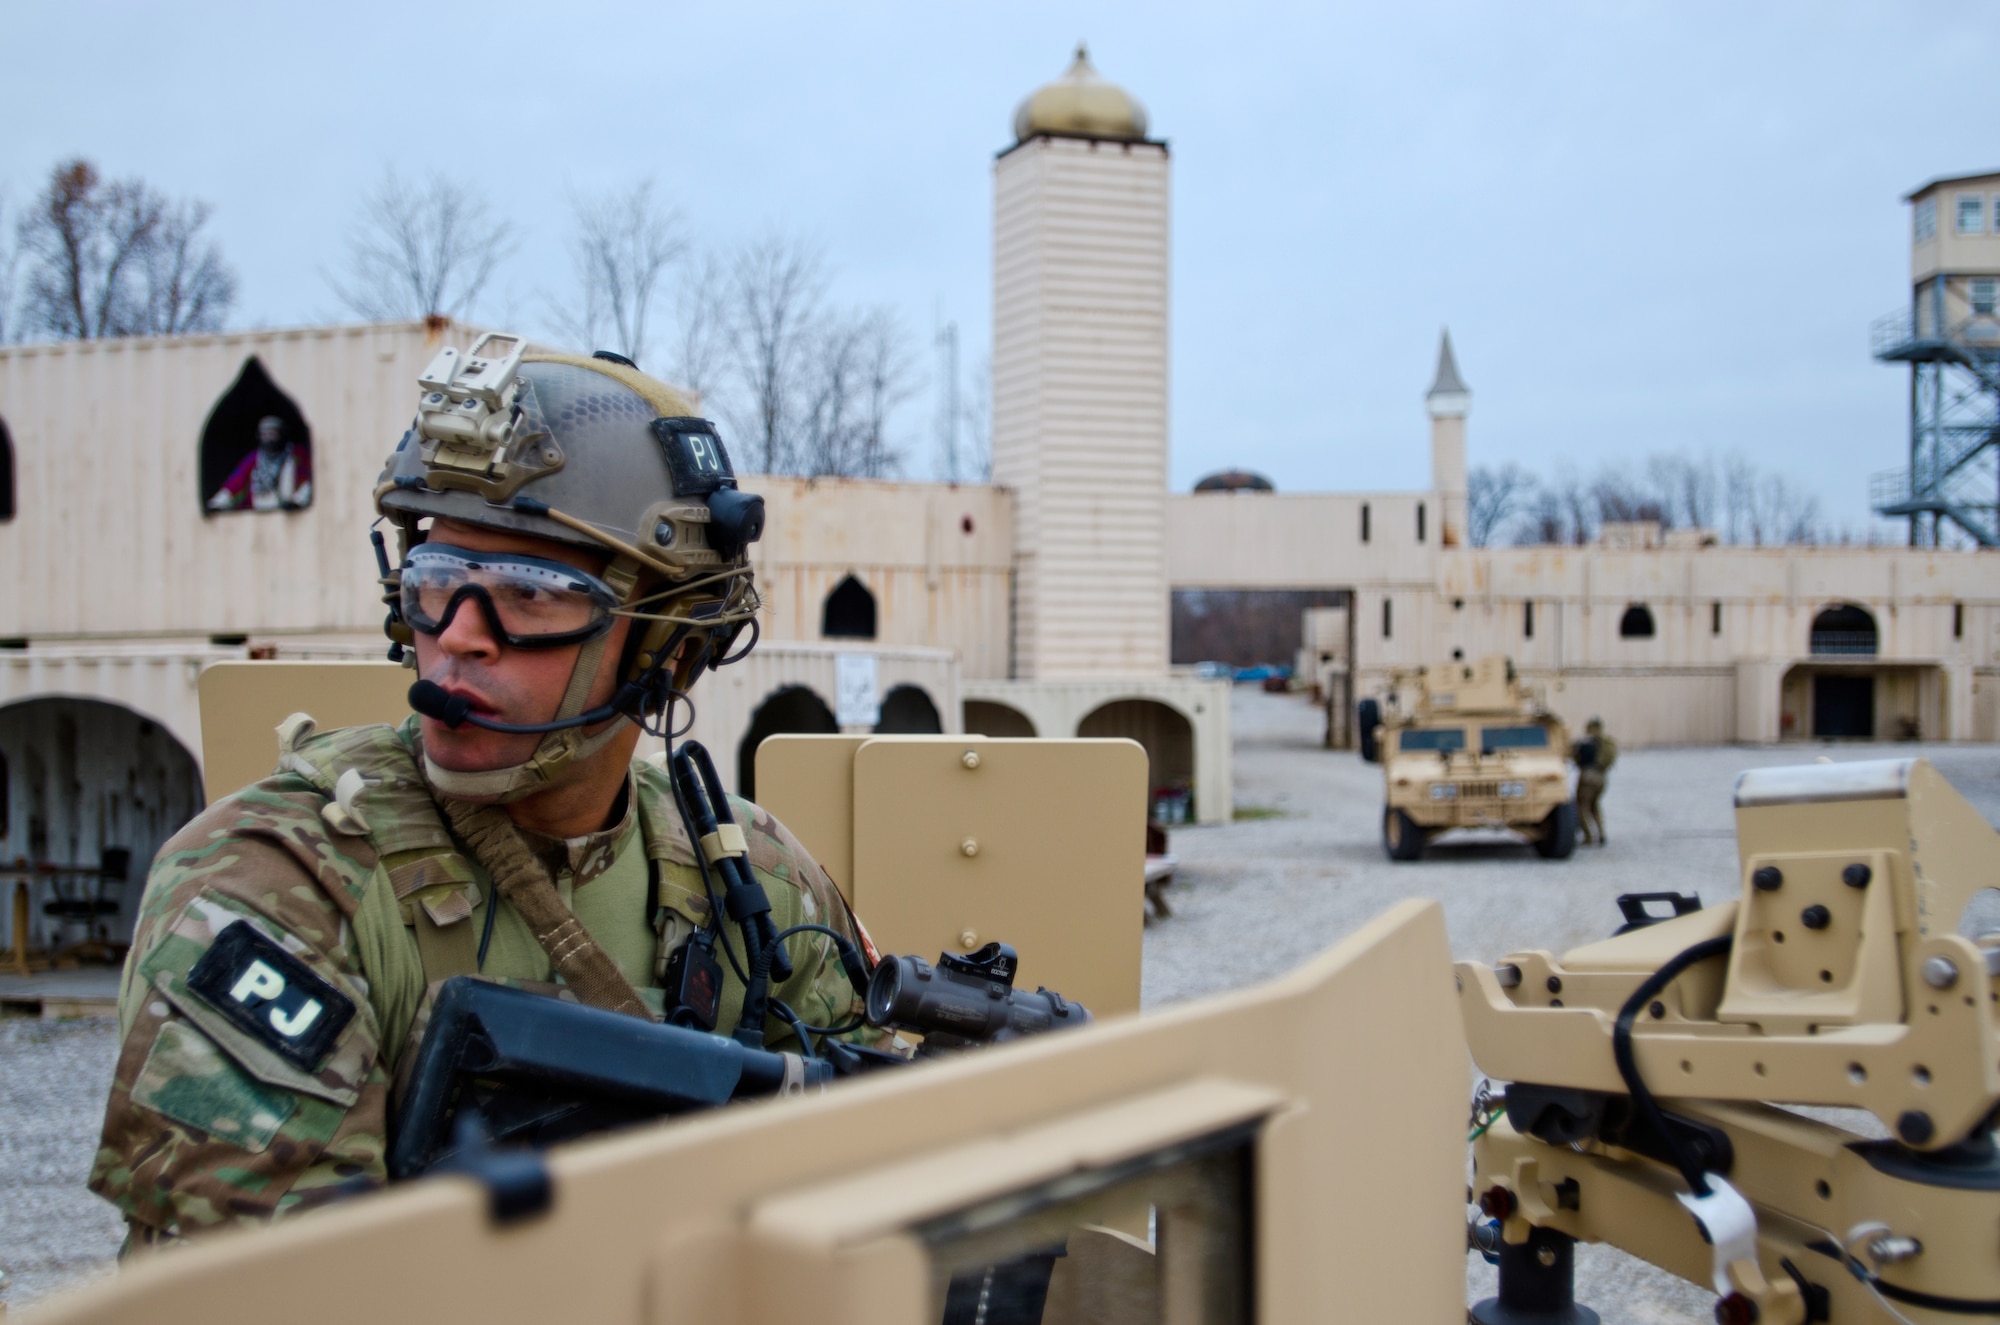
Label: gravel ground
xmin=8 ymin=690 xmax=1999 ymax=1317
xmin=0 ymin=1017 xmax=125 ymax=1309
xmin=1143 ymin=687 xmax=2000 ymax=1325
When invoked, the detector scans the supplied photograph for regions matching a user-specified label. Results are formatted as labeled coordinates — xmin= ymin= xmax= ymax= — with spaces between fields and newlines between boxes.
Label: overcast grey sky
xmin=6 ymin=2 xmax=1994 ymax=527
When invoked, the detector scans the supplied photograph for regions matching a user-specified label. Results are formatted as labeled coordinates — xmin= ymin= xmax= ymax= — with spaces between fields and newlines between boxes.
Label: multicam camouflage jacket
xmin=91 ymin=717 xmax=884 ymax=1241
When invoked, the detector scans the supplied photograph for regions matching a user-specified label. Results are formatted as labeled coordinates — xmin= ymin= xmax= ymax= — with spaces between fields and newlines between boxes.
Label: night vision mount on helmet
xmin=371 ymin=333 xmax=767 ymax=801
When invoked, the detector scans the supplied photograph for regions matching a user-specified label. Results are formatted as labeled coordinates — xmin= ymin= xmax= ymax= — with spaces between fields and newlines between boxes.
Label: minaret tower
xmin=1426 ymin=329 xmax=1470 ymax=547
xmin=992 ymin=45 xmax=1170 ymax=679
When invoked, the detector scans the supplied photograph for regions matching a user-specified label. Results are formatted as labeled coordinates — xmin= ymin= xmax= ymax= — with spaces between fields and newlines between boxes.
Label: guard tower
xmin=1872 ymin=170 xmax=2000 ymax=546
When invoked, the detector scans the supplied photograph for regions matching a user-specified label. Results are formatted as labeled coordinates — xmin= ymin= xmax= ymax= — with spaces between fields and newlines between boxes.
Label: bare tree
xmin=662 ymin=250 xmax=730 ymax=406
xmin=961 ymin=352 xmax=992 ymax=482
xmin=724 ymin=235 xmax=829 ymax=473
xmin=1645 ymin=453 xmax=1717 ymax=531
xmin=1501 ymin=448 xmax=1833 ymax=547
xmin=14 ymin=159 xmax=235 ymax=340
xmin=136 ymin=199 xmax=236 ymax=335
xmin=0 ymin=191 xmax=19 ymax=343
xmin=798 ymin=306 xmax=914 ymax=478
xmin=1466 ymin=463 xmax=1535 ymax=546
xmin=19 ymin=160 xmax=156 ymax=338
xmin=332 ymin=170 xmax=512 ymax=321
xmin=1516 ymin=474 xmax=1592 ymax=547
xmin=1591 ymin=468 xmax=1663 ymax=526
xmin=554 ymin=180 xmax=684 ymax=367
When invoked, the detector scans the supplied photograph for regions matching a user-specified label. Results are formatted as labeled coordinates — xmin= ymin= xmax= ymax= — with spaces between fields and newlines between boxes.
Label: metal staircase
xmin=1872 ymin=309 xmax=2000 ymax=547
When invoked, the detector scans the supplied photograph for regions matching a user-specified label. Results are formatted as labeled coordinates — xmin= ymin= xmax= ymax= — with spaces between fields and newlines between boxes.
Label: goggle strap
xmin=551 ymin=558 xmax=638 ymax=725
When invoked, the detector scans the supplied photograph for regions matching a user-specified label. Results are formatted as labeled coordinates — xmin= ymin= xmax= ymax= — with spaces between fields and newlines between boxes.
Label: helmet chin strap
xmin=424 ymin=561 xmax=639 ymax=805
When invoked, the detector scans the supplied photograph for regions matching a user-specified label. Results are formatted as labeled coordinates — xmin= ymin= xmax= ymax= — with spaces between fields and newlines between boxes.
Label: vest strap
xmin=411 ymin=899 xmax=480 ymax=981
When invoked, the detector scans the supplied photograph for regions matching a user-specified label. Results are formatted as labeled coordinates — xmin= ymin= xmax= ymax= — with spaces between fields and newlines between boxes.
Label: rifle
xmin=389 ymin=941 xmax=1088 ymax=1185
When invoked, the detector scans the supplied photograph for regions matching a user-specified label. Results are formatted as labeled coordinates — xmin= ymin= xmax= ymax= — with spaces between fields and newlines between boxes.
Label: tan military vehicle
xmin=1359 ymin=654 xmax=1575 ymax=862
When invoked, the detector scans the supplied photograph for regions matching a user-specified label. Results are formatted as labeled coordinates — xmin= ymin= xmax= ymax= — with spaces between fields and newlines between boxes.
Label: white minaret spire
xmin=1426 ymin=328 xmax=1470 ymax=547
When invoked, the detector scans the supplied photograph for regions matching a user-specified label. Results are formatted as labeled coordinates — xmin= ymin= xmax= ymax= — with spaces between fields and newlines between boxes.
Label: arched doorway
xmin=200 ymin=357 xmax=313 ymax=513
xmin=1078 ymin=698 xmax=1196 ymax=822
xmin=821 ymin=575 xmax=877 ymax=639
xmin=737 ymin=685 xmax=838 ymax=799
xmin=874 ymin=685 xmax=942 ymax=734
xmin=0 ymin=696 xmax=205 ymax=956
xmin=0 ymin=413 xmax=14 ymax=521
xmin=1618 ymin=605 xmax=1656 ymax=638
xmin=964 ymin=700 xmax=1036 ymax=738
xmin=1810 ymin=604 xmax=1878 ymax=656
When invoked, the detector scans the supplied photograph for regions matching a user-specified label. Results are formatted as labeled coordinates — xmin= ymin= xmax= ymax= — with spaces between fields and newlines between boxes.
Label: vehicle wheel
xmin=1357 ymin=699 xmax=1381 ymax=762
xmin=1383 ymin=807 xmax=1425 ymax=862
xmin=1533 ymin=802 xmax=1578 ymax=859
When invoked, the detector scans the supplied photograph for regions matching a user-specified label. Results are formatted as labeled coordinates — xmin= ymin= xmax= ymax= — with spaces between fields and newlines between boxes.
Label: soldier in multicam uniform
xmin=1572 ymin=716 xmax=1617 ymax=846
xmin=92 ymin=338 xmax=890 ymax=1244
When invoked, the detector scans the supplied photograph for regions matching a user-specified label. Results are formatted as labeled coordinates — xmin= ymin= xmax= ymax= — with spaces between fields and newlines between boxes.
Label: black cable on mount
xmin=1612 ymin=934 xmax=1734 ymax=1197
xmin=744 ymin=923 xmax=872 ymax=1058
xmin=665 ymin=768 xmax=749 ymax=985
xmin=668 ymin=742 xmax=792 ymax=1052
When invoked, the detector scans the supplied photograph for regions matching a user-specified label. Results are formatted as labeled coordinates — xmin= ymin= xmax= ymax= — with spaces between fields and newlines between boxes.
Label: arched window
xmin=1618 ymin=605 xmax=1656 ymax=639
xmin=964 ymin=700 xmax=1036 ymax=738
xmin=874 ymin=685 xmax=942 ymax=734
xmin=0 ymin=414 xmax=14 ymax=521
xmin=199 ymin=357 xmax=313 ymax=514
xmin=1810 ymin=603 xmax=1878 ymax=656
xmin=821 ymin=574 xmax=877 ymax=639
xmin=736 ymin=685 xmax=838 ymax=799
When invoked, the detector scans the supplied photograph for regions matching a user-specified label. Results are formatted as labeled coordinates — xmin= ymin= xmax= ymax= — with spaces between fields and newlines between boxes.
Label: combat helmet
xmin=374 ymin=333 xmax=765 ymax=800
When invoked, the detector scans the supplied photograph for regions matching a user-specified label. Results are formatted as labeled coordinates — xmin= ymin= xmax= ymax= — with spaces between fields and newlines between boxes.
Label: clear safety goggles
xmin=400 ymin=544 xmax=621 ymax=649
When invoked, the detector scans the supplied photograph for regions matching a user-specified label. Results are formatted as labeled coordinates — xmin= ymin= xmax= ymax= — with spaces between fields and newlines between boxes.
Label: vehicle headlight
xmin=1498 ymin=781 xmax=1527 ymax=799
xmin=1429 ymin=783 xmax=1458 ymax=801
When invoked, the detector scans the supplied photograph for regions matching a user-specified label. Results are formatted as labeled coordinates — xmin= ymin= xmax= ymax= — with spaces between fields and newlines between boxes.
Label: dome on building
xmin=1193 ymin=469 xmax=1275 ymax=494
xmin=1012 ymin=43 xmax=1150 ymax=144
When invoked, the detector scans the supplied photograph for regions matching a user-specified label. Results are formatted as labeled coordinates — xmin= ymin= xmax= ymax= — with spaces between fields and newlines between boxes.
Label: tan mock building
xmin=2 ymin=49 xmax=1994 ymax=961
xmin=1177 ymin=328 xmax=1999 ymax=747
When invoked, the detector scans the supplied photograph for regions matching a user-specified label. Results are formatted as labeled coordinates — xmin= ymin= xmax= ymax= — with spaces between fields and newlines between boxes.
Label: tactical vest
xmin=271 ymin=716 xmax=718 ymax=1059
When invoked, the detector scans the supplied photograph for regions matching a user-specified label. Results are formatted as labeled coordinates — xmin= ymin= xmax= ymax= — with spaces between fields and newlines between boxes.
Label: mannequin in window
xmin=208 ymin=416 xmax=312 ymax=511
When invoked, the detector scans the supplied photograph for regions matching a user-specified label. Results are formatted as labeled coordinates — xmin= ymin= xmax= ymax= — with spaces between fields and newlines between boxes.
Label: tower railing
xmin=1871 ymin=310 xmax=1920 ymax=358
xmin=1874 ymin=303 xmax=2000 ymax=547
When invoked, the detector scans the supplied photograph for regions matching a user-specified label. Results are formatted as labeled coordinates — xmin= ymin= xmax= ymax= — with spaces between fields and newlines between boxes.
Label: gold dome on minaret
xmin=1012 ymin=43 xmax=1150 ymax=143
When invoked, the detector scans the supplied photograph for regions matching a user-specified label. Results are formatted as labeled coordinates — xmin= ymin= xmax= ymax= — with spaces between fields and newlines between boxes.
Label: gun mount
xmin=1459 ymin=758 xmax=2000 ymax=1323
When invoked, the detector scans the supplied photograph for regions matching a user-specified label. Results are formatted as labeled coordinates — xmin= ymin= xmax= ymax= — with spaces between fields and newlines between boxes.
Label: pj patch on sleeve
xmin=187 ymin=922 xmax=356 ymax=1071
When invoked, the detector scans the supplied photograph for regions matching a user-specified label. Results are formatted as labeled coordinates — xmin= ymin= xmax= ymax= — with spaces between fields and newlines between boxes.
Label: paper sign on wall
xmin=835 ymin=653 xmax=880 ymax=727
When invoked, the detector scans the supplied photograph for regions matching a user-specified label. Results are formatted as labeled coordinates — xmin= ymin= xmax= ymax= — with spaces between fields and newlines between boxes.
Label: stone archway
xmin=1078 ymin=698 xmax=1196 ymax=822
xmin=737 ymin=685 xmax=838 ymax=799
xmin=964 ymin=700 xmax=1036 ymax=738
xmin=0 ymin=695 xmax=205 ymax=953
xmin=874 ymin=685 xmax=942 ymax=734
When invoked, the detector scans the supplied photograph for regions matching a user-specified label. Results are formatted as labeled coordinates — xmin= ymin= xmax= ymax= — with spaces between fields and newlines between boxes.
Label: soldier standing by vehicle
xmin=1572 ymin=717 xmax=1616 ymax=845
xmin=91 ymin=337 xmax=887 ymax=1245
